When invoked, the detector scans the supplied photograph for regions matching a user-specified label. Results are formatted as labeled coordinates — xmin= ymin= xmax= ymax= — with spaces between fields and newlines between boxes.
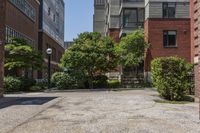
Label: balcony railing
xmin=122 ymin=0 xmax=144 ymax=3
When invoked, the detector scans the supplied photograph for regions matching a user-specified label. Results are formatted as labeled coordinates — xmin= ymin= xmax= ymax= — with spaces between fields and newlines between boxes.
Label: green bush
xmin=51 ymin=72 xmax=75 ymax=90
xmin=29 ymin=85 xmax=42 ymax=92
xmin=19 ymin=77 xmax=36 ymax=91
xmin=4 ymin=76 xmax=22 ymax=92
xmin=151 ymin=56 xmax=193 ymax=101
xmin=93 ymin=75 xmax=108 ymax=88
xmin=107 ymin=80 xmax=121 ymax=88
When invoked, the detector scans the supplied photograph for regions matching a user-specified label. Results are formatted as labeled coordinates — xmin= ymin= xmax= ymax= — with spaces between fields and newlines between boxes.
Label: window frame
xmin=163 ymin=30 xmax=177 ymax=48
xmin=162 ymin=2 xmax=176 ymax=18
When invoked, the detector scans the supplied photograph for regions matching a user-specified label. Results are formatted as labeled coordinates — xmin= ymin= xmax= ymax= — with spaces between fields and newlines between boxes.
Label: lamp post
xmin=46 ymin=48 xmax=52 ymax=89
xmin=0 ymin=0 xmax=6 ymax=97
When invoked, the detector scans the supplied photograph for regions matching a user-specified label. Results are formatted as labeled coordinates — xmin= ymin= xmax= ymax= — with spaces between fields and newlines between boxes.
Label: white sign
xmin=194 ymin=56 xmax=199 ymax=64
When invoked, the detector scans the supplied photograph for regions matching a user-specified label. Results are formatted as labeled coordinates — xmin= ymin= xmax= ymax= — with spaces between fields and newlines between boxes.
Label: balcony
xmin=119 ymin=22 xmax=144 ymax=37
xmin=120 ymin=0 xmax=144 ymax=13
xmin=119 ymin=8 xmax=144 ymax=37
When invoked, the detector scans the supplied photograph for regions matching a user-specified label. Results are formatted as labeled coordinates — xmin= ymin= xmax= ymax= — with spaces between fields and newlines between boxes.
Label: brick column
xmin=0 ymin=0 xmax=6 ymax=97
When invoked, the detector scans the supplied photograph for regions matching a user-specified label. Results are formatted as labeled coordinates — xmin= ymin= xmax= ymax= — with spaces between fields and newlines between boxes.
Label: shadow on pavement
xmin=0 ymin=97 xmax=57 ymax=109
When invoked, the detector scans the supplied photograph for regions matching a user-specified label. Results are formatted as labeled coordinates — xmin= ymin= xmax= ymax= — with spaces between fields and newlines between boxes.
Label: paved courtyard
xmin=0 ymin=89 xmax=199 ymax=133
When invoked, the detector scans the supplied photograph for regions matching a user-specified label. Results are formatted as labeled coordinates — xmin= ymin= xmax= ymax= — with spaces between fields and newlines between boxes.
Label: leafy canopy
xmin=116 ymin=29 xmax=149 ymax=67
xmin=60 ymin=32 xmax=118 ymax=88
xmin=5 ymin=38 xmax=44 ymax=70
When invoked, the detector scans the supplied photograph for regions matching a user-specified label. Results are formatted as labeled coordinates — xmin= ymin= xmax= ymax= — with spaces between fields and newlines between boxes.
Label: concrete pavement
xmin=0 ymin=89 xmax=199 ymax=133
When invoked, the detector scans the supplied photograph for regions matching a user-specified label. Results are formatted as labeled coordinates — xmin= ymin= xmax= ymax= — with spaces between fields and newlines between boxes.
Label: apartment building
xmin=119 ymin=0 xmax=145 ymax=38
xmin=94 ymin=0 xmax=145 ymax=42
xmin=94 ymin=0 xmax=106 ymax=36
xmin=105 ymin=0 xmax=121 ymax=42
xmin=191 ymin=0 xmax=200 ymax=98
xmin=144 ymin=0 xmax=191 ymax=81
xmin=38 ymin=0 xmax=65 ymax=78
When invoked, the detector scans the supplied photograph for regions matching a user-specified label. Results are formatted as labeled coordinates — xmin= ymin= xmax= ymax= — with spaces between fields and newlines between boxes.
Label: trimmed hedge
xmin=51 ymin=72 xmax=76 ymax=89
xmin=107 ymin=80 xmax=121 ymax=88
xmin=151 ymin=56 xmax=193 ymax=101
xmin=4 ymin=76 xmax=22 ymax=92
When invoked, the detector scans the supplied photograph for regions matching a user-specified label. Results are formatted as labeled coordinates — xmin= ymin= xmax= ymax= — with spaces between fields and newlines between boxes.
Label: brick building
xmin=4 ymin=0 xmax=40 ymax=78
xmin=0 ymin=0 xmax=6 ymax=97
xmin=144 ymin=0 xmax=191 ymax=81
xmin=191 ymin=0 xmax=200 ymax=98
xmin=38 ymin=0 xmax=65 ymax=78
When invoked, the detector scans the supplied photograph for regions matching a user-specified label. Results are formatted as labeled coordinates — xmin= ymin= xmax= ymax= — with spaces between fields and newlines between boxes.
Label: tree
xmin=5 ymin=38 xmax=43 ymax=76
xmin=116 ymin=29 xmax=149 ymax=68
xmin=60 ymin=32 xmax=117 ymax=89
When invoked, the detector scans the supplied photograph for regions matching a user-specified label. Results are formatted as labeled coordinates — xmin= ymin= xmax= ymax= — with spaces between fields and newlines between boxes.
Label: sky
xmin=64 ymin=0 xmax=94 ymax=42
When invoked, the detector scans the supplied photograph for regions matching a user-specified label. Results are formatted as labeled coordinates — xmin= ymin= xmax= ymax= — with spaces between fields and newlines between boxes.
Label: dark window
xmin=48 ymin=8 xmax=51 ymax=16
xmin=163 ymin=3 xmax=176 ymax=18
xmin=163 ymin=31 xmax=177 ymax=47
xmin=122 ymin=8 xmax=144 ymax=28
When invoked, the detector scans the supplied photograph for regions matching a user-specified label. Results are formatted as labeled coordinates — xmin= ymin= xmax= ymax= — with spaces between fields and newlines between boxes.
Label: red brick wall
xmin=144 ymin=19 xmax=191 ymax=71
xmin=0 ymin=0 xmax=6 ymax=97
xmin=190 ymin=0 xmax=195 ymax=63
xmin=6 ymin=0 xmax=39 ymax=48
xmin=192 ymin=0 xmax=200 ymax=98
xmin=38 ymin=32 xmax=65 ymax=78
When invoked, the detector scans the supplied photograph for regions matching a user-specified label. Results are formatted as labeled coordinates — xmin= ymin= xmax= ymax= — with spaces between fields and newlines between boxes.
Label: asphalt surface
xmin=0 ymin=89 xmax=199 ymax=133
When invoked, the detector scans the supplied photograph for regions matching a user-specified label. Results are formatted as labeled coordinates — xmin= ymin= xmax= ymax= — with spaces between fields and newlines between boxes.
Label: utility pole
xmin=0 ymin=0 xmax=6 ymax=97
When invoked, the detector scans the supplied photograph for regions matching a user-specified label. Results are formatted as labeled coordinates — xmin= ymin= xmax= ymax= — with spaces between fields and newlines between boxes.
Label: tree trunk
xmin=88 ymin=70 xmax=94 ymax=90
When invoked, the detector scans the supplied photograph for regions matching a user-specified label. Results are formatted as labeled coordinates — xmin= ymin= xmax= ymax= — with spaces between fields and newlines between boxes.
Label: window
xmin=9 ymin=0 xmax=36 ymax=21
xmin=122 ymin=8 xmax=144 ymax=28
xmin=5 ymin=26 xmax=34 ymax=45
xmin=48 ymin=8 xmax=51 ymax=16
xmin=163 ymin=31 xmax=177 ymax=47
xmin=53 ymin=14 xmax=56 ymax=22
xmin=163 ymin=3 xmax=176 ymax=18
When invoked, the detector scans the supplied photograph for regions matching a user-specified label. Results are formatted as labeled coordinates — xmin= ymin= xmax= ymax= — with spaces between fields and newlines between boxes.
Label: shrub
xmin=151 ymin=56 xmax=193 ymax=101
xmin=19 ymin=77 xmax=36 ymax=91
xmin=29 ymin=85 xmax=42 ymax=92
xmin=107 ymin=80 xmax=121 ymax=88
xmin=4 ymin=76 xmax=22 ymax=92
xmin=93 ymin=75 xmax=108 ymax=88
xmin=51 ymin=72 xmax=75 ymax=90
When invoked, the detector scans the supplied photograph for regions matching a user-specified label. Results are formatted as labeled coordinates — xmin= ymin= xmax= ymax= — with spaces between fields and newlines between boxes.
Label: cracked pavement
xmin=0 ymin=89 xmax=199 ymax=133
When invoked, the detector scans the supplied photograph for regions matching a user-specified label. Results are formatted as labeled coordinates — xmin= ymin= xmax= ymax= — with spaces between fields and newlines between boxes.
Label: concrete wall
xmin=145 ymin=0 xmax=189 ymax=20
xmin=93 ymin=5 xmax=105 ymax=35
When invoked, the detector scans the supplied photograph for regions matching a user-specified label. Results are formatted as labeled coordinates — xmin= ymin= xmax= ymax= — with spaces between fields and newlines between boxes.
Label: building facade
xmin=6 ymin=0 xmax=40 ymax=48
xmin=38 ymin=0 xmax=65 ymax=78
xmin=0 ymin=0 xmax=6 ymax=97
xmin=5 ymin=0 xmax=40 ymax=78
xmin=64 ymin=41 xmax=74 ymax=49
xmin=93 ymin=0 xmax=106 ymax=36
xmin=144 ymin=0 xmax=191 ymax=81
xmin=191 ymin=0 xmax=200 ymax=98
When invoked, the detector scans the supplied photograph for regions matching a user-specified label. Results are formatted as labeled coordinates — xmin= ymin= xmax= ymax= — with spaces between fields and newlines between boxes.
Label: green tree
xmin=116 ymin=29 xmax=149 ymax=67
xmin=5 ymin=38 xmax=43 ymax=76
xmin=60 ymin=32 xmax=117 ymax=89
